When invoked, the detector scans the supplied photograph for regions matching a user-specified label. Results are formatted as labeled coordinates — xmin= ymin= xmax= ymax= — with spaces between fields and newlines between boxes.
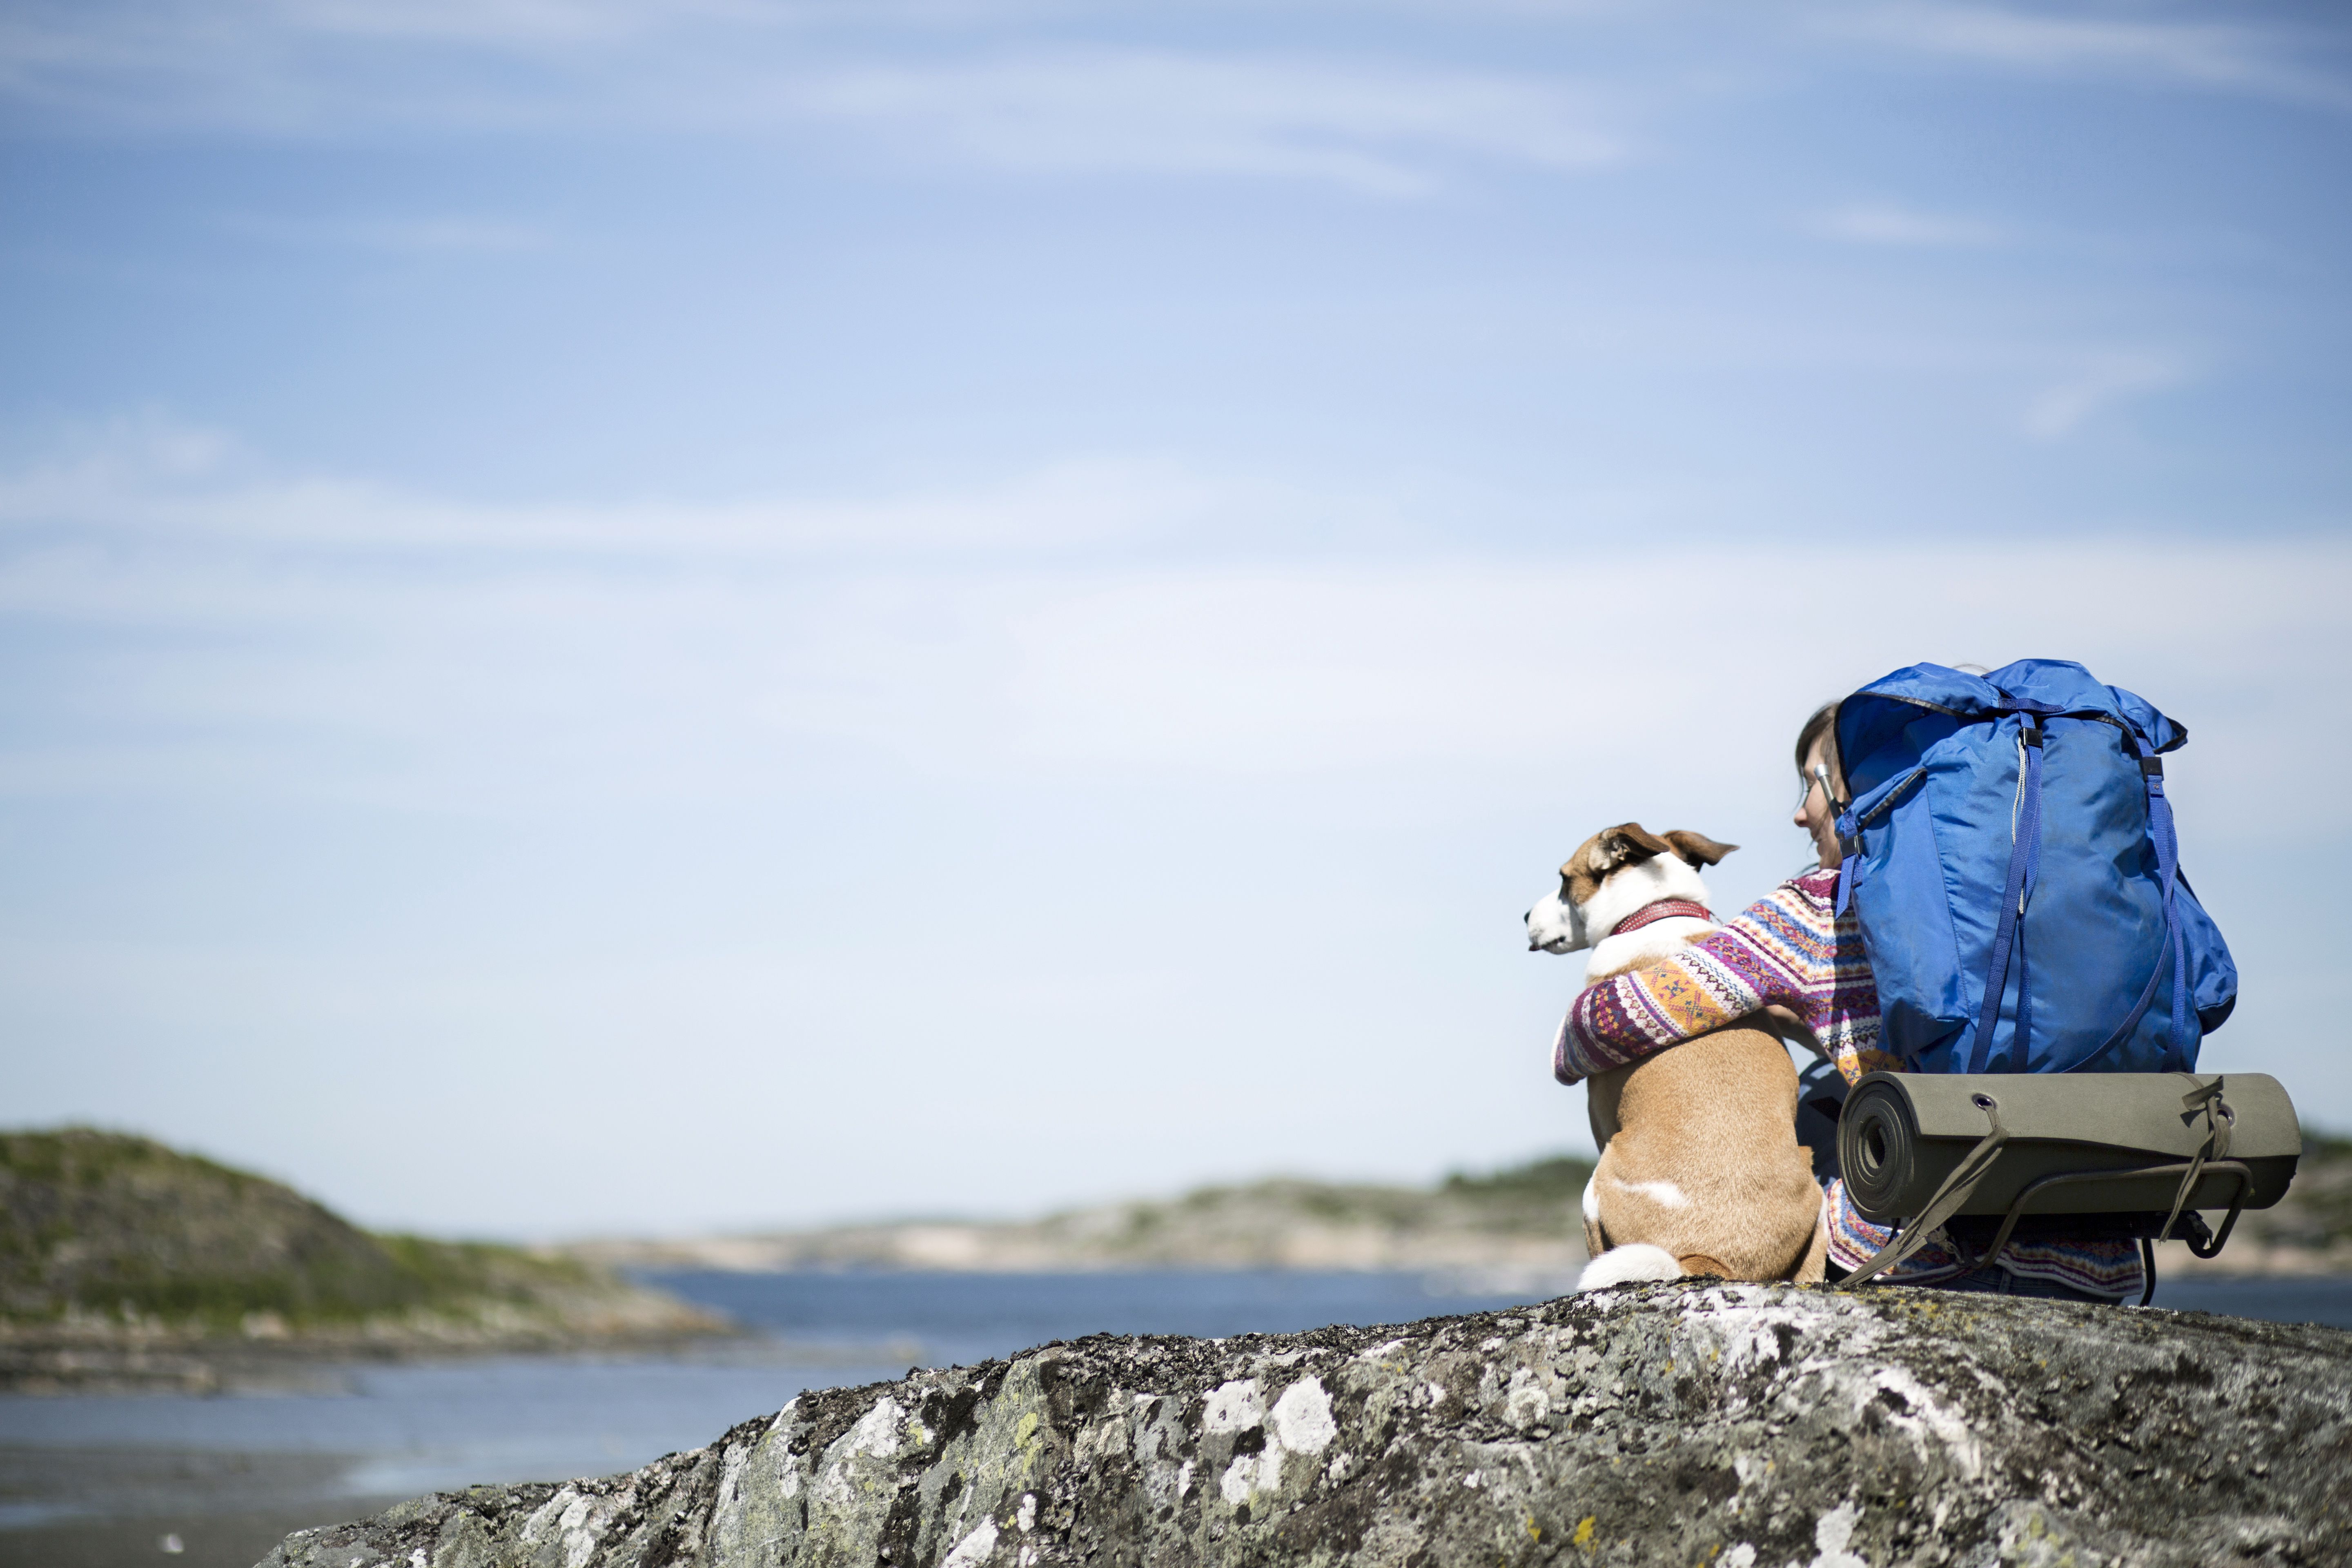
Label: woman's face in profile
xmin=1795 ymin=737 xmax=1843 ymax=871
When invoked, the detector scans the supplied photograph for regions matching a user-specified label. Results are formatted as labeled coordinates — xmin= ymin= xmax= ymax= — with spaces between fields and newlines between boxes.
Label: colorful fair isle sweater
xmin=1553 ymin=869 xmax=2144 ymax=1299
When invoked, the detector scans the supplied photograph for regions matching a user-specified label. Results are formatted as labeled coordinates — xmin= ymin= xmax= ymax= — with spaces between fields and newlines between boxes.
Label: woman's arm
xmin=1552 ymin=870 xmax=1894 ymax=1085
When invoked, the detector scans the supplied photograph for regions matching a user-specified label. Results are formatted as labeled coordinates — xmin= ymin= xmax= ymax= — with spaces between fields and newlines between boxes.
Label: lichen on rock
xmin=261 ymin=1282 xmax=2352 ymax=1568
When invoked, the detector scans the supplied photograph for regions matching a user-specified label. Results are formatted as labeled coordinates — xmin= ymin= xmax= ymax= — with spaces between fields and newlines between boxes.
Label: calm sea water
xmin=1 ymin=1269 xmax=2346 ymax=1535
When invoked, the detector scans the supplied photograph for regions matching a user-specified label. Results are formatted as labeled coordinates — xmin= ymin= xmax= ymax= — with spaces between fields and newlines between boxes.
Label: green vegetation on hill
xmin=0 ymin=1127 xmax=707 ymax=1339
xmin=1089 ymin=1152 xmax=1600 ymax=1249
xmin=1146 ymin=1153 xmax=1597 ymax=1229
xmin=1440 ymin=1154 xmax=1595 ymax=1210
xmin=2247 ymin=1125 xmax=2352 ymax=1256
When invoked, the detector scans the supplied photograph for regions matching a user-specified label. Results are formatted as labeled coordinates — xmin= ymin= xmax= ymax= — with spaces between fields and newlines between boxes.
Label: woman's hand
xmin=1758 ymin=1003 xmax=1826 ymax=1058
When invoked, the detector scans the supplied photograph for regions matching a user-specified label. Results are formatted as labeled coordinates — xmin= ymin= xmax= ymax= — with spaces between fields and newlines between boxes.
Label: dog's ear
xmin=1591 ymin=822 xmax=1674 ymax=871
xmin=1663 ymin=830 xmax=1737 ymax=868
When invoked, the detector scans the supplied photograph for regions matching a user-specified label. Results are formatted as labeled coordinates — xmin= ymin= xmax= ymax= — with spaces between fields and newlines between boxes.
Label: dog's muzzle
xmin=1524 ymin=893 xmax=1583 ymax=954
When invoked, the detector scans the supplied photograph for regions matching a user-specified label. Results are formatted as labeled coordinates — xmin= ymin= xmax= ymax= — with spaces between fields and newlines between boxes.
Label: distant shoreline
xmin=0 ymin=1314 xmax=741 ymax=1397
xmin=579 ymin=1233 xmax=2352 ymax=1282
xmin=560 ymin=1156 xmax=2352 ymax=1282
xmin=564 ymin=1161 xmax=1599 ymax=1278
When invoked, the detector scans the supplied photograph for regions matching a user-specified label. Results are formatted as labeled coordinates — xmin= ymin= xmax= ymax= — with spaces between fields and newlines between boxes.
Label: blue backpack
xmin=1831 ymin=660 xmax=2236 ymax=1075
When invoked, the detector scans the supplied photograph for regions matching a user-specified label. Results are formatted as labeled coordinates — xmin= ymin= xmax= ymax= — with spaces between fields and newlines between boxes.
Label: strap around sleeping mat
xmin=1844 ymin=1094 xmax=2011 ymax=1287
xmin=2157 ymin=1076 xmax=2232 ymax=1247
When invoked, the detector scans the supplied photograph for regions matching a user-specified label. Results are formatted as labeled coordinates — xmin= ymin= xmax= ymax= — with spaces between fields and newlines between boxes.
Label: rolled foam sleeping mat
xmin=1838 ymin=1071 xmax=2300 ymax=1225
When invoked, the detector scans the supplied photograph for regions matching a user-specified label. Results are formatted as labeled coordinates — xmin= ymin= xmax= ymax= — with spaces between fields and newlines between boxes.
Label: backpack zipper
xmin=1853 ymin=766 xmax=1927 ymax=828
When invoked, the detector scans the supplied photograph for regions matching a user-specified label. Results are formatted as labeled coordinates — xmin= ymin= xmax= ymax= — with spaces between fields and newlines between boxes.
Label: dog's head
xmin=1524 ymin=823 xmax=1736 ymax=953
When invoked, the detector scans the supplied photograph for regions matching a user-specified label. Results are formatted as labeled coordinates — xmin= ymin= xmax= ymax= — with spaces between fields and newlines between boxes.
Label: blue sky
xmin=3 ymin=1 xmax=2349 ymax=1237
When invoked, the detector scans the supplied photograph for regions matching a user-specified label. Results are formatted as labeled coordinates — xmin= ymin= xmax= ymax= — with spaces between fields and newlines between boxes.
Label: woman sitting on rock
xmin=1549 ymin=701 xmax=2143 ymax=1304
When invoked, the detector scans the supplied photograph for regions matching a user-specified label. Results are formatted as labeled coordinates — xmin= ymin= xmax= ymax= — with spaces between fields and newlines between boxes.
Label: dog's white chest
xmin=1584 ymin=918 xmax=1715 ymax=979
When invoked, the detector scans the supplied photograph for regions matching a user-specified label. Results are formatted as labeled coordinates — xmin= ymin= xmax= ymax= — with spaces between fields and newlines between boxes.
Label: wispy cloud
xmin=1812 ymin=202 xmax=2002 ymax=248
xmin=0 ymin=4 xmax=1626 ymax=191
xmin=4 ymin=422 xmax=2342 ymax=807
xmin=258 ymin=0 xmax=707 ymax=46
xmin=1826 ymin=2 xmax=2352 ymax=106
xmin=15 ymin=0 xmax=2334 ymax=196
xmin=791 ymin=51 xmax=1622 ymax=193
xmin=2024 ymin=352 xmax=2185 ymax=439
xmin=0 ymin=419 xmax=1227 ymax=556
xmin=218 ymin=212 xmax=551 ymax=253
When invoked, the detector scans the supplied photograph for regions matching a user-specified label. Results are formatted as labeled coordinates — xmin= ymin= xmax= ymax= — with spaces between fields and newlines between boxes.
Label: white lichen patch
xmin=1676 ymin=1297 xmax=1823 ymax=1374
xmin=1862 ymin=1365 xmax=1984 ymax=1478
xmin=518 ymin=1488 xmax=576 ymax=1545
xmin=717 ymin=1442 xmax=751 ymax=1504
xmin=705 ymin=1441 xmax=759 ymax=1548
xmin=811 ymin=1394 xmax=914 ymax=1510
xmin=1502 ymin=1368 xmax=1552 ymax=1431
xmin=1220 ymin=1449 xmax=1283 ymax=1505
xmin=1202 ymin=1379 xmax=1264 ymax=1434
xmin=1269 ymin=1377 xmax=1337 ymax=1456
xmin=1802 ymin=1501 xmax=1867 ymax=1568
xmin=517 ymin=1487 xmax=610 ymax=1568
xmin=846 ymin=1397 xmax=906 ymax=1459
xmin=940 ymin=1518 xmax=999 ymax=1568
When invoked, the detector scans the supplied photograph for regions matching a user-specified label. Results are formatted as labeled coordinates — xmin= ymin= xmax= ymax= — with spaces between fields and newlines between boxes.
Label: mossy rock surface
xmin=264 ymin=1281 xmax=2352 ymax=1568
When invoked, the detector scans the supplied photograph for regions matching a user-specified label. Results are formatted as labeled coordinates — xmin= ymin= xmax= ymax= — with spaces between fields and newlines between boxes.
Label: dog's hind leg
xmin=1579 ymin=1167 xmax=1607 ymax=1257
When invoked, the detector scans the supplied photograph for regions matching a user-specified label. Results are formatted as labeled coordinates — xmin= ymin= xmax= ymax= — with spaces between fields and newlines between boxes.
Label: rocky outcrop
xmin=262 ymin=1281 xmax=2351 ymax=1568
xmin=0 ymin=1128 xmax=726 ymax=1392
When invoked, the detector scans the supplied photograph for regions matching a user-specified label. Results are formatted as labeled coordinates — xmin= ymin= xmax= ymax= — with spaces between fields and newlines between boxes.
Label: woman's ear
xmin=1663 ymin=830 xmax=1737 ymax=867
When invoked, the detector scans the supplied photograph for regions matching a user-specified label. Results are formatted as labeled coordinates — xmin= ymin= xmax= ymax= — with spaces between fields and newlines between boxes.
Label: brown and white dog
xmin=1526 ymin=824 xmax=1826 ymax=1290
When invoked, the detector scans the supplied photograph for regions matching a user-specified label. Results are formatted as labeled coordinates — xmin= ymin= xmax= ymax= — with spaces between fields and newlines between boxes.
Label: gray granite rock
xmin=259 ymin=1282 xmax=2352 ymax=1568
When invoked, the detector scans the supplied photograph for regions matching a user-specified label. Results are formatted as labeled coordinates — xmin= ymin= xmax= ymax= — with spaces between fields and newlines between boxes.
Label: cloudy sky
xmin=3 ymin=0 xmax=2348 ymax=1238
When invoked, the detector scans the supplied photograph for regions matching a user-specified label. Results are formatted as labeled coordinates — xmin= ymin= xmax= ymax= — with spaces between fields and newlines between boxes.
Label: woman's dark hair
xmin=1795 ymin=700 xmax=1843 ymax=795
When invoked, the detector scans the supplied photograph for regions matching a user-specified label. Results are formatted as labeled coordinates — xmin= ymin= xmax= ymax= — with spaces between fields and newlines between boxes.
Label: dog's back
xmin=1583 ymin=1023 xmax=1824 ymax=1283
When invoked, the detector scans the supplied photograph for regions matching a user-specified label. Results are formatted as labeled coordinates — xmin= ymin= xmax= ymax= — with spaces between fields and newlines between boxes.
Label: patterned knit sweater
xmin=1553 ymin=869 xmax=2144 ymax=1298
